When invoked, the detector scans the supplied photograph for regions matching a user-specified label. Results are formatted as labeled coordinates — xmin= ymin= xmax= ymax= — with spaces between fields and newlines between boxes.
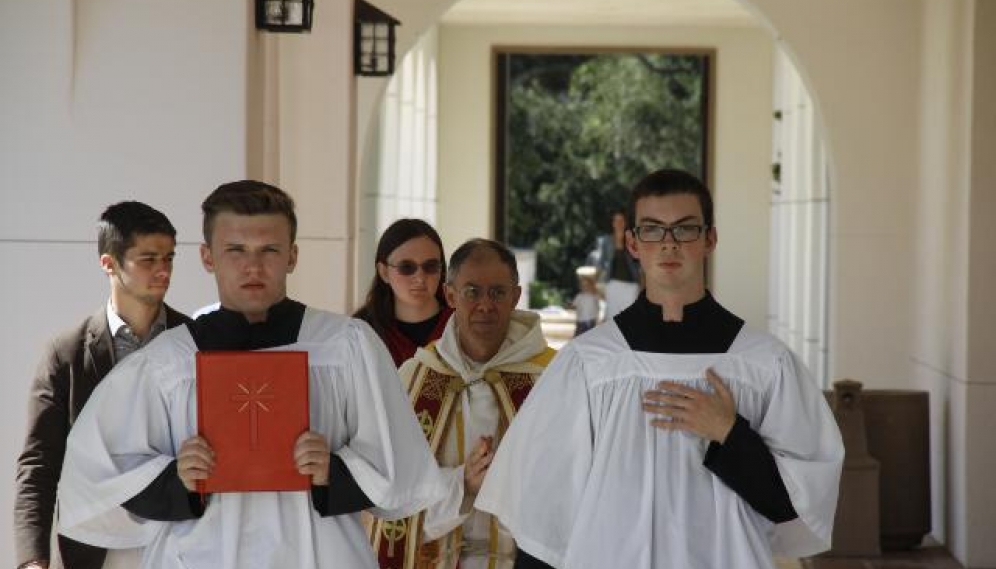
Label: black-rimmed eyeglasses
xmin=633 ymin=224 xmax=707 ymax=243
xmin=386 ymin=259 xmax=442 ymax=276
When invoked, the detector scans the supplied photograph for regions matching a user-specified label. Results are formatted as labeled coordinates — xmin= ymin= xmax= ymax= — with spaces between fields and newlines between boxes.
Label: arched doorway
xmin=355 ymin=0 xmax=832 ymax=382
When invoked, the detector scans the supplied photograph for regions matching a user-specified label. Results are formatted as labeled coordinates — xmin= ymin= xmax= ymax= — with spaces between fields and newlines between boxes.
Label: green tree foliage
xmin=505 ymin=53 xmax=707 ymax=303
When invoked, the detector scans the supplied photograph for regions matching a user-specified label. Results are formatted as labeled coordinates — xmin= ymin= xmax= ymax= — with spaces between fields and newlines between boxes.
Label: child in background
xmin=573 ymin=273 xmax=599 ymax=337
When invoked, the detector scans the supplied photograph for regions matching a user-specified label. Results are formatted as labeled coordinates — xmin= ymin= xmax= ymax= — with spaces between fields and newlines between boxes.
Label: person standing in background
xmin=571 ymin=272 xmax=599 ymax=337
xmin=589 ymin=209 xmax=641 ymax=319
xmin=15 ymin=201 xmax=191 ymax=569
xmin=355 ymin=219 xmax=453 ymax=367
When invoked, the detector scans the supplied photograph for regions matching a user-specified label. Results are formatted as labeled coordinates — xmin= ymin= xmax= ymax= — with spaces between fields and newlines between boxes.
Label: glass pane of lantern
xmin=375 ymin=23 xmax=388 ymax=39
xmin=265 ymin=0 xmax=285 ymax=24
xmin=285 ymin=1 xmax=303 ymax=26
xmin=361 ymin=38 xmax=373 ymax=53
xmin=375 ymin=38 xmax=388 ymax=55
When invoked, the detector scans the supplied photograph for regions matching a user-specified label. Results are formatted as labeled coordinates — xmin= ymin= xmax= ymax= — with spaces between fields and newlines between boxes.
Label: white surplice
xmin=475 ymin=320 xmax=843 ymax=569
xmin=57 ymin=308 xmax=446 ymax=569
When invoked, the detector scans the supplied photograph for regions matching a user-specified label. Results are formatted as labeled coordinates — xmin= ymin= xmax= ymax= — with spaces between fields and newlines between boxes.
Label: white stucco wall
xmin=0 ymin=0 xmax=251 ymax=560
xmin=961 ymin=2 xmax=996 ymax=565
xmin=274 ymin=0 xmax=356 ymax=312
xmin=743 ymin=0 xmax=995 ymax=564
xmin=743 ymin=0 xmax=923 ymax=390
xmin=913 ymin=0 xmax=973 ymax=549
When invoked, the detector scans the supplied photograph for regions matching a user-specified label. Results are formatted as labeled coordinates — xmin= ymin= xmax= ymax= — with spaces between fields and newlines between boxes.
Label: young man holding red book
xmin=57 ymin=181 xmax=444 ymax=569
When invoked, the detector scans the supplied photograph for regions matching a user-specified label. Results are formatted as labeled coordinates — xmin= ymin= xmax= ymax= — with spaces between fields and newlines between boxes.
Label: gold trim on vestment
xmin=375 ymin=356 xmax=544 ymax=569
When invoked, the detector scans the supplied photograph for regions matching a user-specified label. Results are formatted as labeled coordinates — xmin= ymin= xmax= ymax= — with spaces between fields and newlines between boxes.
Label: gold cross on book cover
xmin=195 ymin=351 xmax=310 ymax=493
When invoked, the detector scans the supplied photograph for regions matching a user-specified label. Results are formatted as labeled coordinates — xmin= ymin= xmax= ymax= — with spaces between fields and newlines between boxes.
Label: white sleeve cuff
xmin=422 ymin=465 xmax=472 ymax=541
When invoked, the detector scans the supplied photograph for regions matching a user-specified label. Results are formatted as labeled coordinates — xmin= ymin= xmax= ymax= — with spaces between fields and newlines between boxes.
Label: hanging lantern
xmin=354 ymin=0 xmax=400 ymax=76
xmin=256 ymin=0 xmax=314 ymax=33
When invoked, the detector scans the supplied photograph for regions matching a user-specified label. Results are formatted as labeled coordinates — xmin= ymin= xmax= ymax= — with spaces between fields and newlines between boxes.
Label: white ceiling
xmin=440 ymin=0 xmax=758 ymax=27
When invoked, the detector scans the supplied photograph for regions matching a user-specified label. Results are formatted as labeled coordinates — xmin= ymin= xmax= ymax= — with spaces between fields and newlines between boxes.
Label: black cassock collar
xmin=186 ymin=297 xmax=306 ymax=351
xmin=613 ymin=290 xmax=744 ymax=354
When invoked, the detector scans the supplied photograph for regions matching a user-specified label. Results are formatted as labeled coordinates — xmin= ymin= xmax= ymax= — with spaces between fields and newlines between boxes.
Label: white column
xmin=769 ymin=46 xmax=830 ymax=386
xmin=356 ymin=28 xmax=441 ymax=305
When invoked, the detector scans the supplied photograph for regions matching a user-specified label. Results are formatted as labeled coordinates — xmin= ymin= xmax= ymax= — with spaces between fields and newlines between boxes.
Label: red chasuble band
xmin=196 ymin=351 xmax=311 ymax=493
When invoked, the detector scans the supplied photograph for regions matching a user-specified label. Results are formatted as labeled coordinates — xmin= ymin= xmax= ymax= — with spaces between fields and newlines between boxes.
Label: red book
xmin=196 ymin=351 xmax=311 ymax=493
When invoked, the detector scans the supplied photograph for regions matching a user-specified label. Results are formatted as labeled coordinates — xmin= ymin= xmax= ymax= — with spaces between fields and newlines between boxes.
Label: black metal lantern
xmin=354 ymin=0 xmax=400 ymax=77
xmin=256 ymin=0 xmax=314 ymax=33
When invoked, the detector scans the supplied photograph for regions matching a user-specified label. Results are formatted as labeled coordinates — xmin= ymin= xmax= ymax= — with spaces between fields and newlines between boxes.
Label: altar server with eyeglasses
xmin=477 ymin=169 xmax=844 ymax=569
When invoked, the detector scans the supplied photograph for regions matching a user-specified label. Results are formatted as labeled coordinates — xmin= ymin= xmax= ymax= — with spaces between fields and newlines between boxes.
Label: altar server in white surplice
xmin=57 ymin=181 xmax=445 ymax=569
xmin=476 ymin=169 xmax=844 ymax=569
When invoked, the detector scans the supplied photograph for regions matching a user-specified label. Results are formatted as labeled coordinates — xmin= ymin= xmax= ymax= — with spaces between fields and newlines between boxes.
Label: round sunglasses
xmin=386 ymin=259 xmax=443 ymax=276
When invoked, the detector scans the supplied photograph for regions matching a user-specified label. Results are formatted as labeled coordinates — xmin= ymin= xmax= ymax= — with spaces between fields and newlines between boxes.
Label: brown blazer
xmin=14 ymin=304 xmax=191 ymax=569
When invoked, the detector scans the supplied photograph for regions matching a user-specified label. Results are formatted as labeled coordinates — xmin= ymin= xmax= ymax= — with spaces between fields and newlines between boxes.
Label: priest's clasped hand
xmin=294 ymin=431 xmax=331 ymax=486
xmin=642 ymin=368 xmax=736 ymax=443
xmin=464 ymin=436 xmax=494 ymax=495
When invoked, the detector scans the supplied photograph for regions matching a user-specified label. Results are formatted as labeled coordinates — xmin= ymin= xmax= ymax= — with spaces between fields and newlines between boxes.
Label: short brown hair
xmin=202 ymin=180 xmax=297 ymax=243
xmin=98 ymin=201 xmax=176 ymax=264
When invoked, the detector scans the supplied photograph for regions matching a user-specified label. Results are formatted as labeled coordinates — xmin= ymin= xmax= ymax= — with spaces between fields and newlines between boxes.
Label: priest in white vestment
xmin=477 ymin=170 xmax=844 ymax=569
xmin=57 ymin=181 xmax=446 ymax=569
xmin=371 ymin=239 xmax=555 ymax=569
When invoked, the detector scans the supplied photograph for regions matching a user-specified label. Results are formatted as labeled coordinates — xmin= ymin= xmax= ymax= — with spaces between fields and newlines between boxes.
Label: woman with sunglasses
xmin=355 ymin=218 xmax=454 ymax=367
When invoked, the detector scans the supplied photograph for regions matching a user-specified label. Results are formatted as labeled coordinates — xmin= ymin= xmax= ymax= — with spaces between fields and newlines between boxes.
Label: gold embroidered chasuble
xmin=372 ymin=343 xmax=555 ymax=569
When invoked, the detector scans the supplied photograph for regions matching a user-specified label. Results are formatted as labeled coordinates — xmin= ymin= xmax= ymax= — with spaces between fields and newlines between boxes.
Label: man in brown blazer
xmin=15 ymin=201 xmax=192 ymax=569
